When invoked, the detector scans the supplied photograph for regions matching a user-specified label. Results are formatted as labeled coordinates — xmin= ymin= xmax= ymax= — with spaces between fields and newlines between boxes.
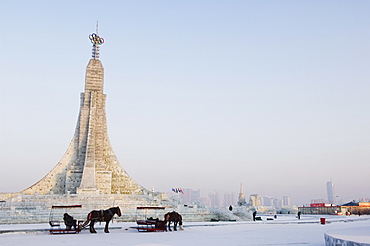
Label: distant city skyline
xmin=169 ymin=188 xmax=288 ymax=208
xmin=166 ymin=184 xmax=368 ymax=208
xmin=1 ymin=1 xmax=370 ymax=206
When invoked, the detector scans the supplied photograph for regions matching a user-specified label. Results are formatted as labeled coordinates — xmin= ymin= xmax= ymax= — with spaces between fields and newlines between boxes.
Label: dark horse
xmin=164 ymin=211 xmax=183 ymax=231
xmin=80 ymin=207 xmax=121 ymax=233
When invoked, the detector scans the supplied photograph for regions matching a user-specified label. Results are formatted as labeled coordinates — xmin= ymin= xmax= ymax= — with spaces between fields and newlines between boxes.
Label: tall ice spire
xmin=21 ymin=26 xmax=146 ymax=195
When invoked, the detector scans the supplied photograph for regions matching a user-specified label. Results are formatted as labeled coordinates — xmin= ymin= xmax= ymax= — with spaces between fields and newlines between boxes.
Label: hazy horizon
xmin=1 ymin=1 xmax=369 ymax=206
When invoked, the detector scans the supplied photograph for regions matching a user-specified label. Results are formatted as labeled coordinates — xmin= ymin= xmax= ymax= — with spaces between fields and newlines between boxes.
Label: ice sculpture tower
xmin=22 ymin=27 xmax=146 ymax=195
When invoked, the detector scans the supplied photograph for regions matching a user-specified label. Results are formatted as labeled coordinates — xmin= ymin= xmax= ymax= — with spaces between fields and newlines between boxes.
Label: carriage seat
xmin=147 ymin=217 xmax=159 ymax=222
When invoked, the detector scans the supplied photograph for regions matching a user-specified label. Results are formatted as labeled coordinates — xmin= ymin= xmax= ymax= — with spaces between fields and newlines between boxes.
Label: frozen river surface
xmin=1 ymin=215 xmax=369 ymax=246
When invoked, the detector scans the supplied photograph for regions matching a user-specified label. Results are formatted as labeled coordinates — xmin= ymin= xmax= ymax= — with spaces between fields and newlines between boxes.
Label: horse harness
xmin=88 ymin=209 xmax=114 ymax=222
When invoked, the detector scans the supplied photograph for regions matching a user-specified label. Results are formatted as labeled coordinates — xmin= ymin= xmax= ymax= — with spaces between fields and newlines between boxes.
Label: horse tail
xmin=164 ymin=213 xmax=169 ymax=222
xmin=179 ymin=215 xmax=184 ymax=230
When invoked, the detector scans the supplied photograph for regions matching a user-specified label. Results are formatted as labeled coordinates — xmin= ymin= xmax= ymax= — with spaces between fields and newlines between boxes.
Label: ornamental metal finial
xmin=89 ymin=21 xmax=104 ymax=59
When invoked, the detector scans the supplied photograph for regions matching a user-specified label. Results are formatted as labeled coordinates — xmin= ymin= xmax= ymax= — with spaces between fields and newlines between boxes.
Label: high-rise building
xmin=209 ymin=192 xmax=221 ymax=208
xmin=238 ymin=183 xmax=247 ymax=206
xmin=262 ymin=196 xmax=274 ymax=206
xmin=273 ymin=197 xmax=281 ymax=209
xmin=282 ymin=196 xmax=291 ymax=206
xmin=224 ymin=192 xmax=237 ymax=207
xmin=200 ymin=196 xmax=211 ymax=207
xmin=181 ymin=188 xmax=200 ymax=204
xmin=327 ymin=180 xmax=336 ymax=204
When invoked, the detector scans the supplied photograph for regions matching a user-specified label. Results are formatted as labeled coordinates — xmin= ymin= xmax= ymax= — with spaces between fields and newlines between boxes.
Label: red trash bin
xmin=320 ymin=218 xmax=326 ymax=225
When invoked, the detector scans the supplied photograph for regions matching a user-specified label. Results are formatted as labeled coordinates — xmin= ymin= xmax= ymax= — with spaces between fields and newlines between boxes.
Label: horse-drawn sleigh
xmin=49 ymin=205 xmax=121 ymax=234
xmin=135 ymin=207 xmax=183 ymax=232
xmin=136 ymin=206 xmax=167 ymax=232
xmin=49 ymin=205 xmax=84 ymax=234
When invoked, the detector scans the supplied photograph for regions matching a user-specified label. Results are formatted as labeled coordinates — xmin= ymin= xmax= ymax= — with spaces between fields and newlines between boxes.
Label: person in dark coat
xmin=63 ymin=213 xmax=77 ymax=230
xmin=253 ymin=211 xmax=257 ymax=221
xmin=297 ymin=211 xmax=301 ymax=220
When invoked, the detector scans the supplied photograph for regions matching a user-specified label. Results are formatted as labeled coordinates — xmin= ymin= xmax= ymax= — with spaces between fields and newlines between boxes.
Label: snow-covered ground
xmin=1 ymin=215 xmax=369 ymax=245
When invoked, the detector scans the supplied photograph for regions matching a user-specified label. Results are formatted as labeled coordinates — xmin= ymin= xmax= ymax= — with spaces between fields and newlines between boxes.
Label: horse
xmin=164 ymin=211 xmax=183 ymax=231
xmin=80 ymin=207 xmax=121 ymax=233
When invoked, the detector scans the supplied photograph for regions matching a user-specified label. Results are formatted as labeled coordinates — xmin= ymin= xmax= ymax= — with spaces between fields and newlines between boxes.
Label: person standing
xmin=297 ymin=211 xmax=301 ymax=219
xmin=253 ymin=211 xmax=257 ymax=221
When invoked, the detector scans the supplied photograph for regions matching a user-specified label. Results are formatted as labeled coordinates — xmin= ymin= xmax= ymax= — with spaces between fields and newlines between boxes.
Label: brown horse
xmin=80 ymin=207 xmax=121 ymax=233
xmin=164 ymin=211 xmax=183 ymax=231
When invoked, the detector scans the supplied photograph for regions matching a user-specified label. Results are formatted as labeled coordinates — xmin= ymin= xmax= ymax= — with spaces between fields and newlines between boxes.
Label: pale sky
xmin=1 ymin=1 xmax=369 ymax=206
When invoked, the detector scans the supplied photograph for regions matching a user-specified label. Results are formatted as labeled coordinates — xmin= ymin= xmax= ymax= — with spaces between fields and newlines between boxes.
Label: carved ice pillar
xmin=77 ymin=59 xmax=104 ymax=194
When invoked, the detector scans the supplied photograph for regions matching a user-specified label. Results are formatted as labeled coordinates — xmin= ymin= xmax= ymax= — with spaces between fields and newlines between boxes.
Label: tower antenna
xmin=89 ymin=21 xmax=104 ymax=59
